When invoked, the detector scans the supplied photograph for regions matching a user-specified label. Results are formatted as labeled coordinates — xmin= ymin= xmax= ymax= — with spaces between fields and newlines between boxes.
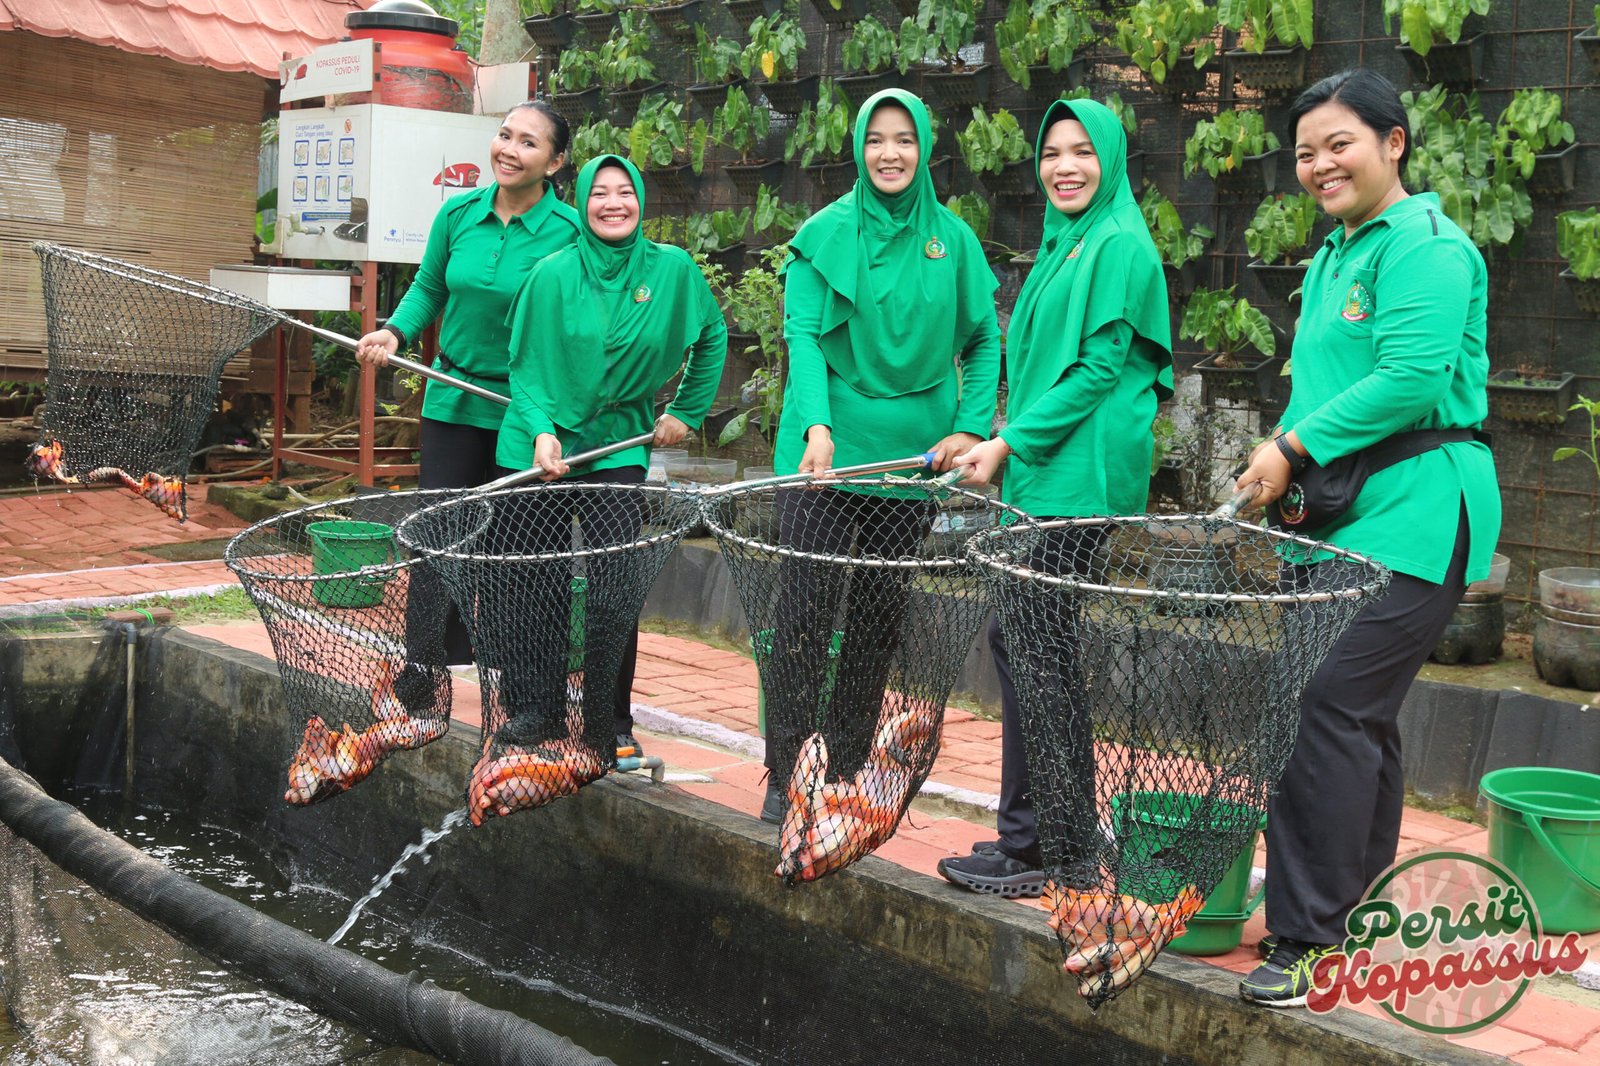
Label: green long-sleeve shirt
xmin=385 ymin=183 xmax=581 ymax=430
xmin=1283 ymin=193 xmax=1500 ymax=583
xmin=774 ymin=255 xmax=1001 ymax=473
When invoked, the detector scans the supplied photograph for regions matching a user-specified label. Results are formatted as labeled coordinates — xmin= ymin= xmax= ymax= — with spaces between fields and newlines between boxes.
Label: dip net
xmin=396 ymin=483 xmax=700 ymax=826
xmin=965 ymin=513 xmax=1389 ymax=1008
xmin=224 ymin=492 xmax=457 ymax=807
xmin=29 ymin=242 xmax=283 ymax=522
xmin=703 ymin=477 xmax=1015 ymax=883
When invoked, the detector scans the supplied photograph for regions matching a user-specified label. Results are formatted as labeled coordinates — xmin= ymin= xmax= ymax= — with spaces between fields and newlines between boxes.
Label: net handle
xmin=287 ymin=321 xmax=511 ymax=408
xmin=1212 ymin=482 xmax=1260 ymax=520
xmin=475 ymin=431 xmax=660 ymax=494
xmin=703 ymin=452 xmax=941 ymax=495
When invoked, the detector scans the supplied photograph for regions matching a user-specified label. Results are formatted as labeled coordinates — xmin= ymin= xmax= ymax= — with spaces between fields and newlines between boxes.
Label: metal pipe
xmin=281 ymin=319 xmax=511 ymax=407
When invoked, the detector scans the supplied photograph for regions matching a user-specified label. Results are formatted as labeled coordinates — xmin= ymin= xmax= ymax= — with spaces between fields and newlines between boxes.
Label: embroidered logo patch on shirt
xmin=924 ymin=237 xmax=947 ymax=259
xmin=1066 ymin=240 xmax=1085 ymax=260
xmin=633 ymin=285 xmax=652 ymax=304
xmin=1340 ymin=279 xmax=1373 ymax=322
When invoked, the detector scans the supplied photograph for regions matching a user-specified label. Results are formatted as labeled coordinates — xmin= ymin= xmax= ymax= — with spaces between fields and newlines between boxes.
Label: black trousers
xmin=763 ymin=488 xmax=934 ymax=775
xmin=991 ymin=524 xmax=1106 ymax=870
xmin=1264 ymin=507 xmax=1470 ymax=945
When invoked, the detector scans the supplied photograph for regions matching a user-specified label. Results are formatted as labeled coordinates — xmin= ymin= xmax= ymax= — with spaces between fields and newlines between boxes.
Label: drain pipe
xmin=103 ymin=608 xmax=171 ymax=796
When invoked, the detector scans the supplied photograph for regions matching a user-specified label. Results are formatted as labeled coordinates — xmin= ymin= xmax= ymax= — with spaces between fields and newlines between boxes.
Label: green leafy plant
xmin=719 ymin=245 xmax=791 ymax=449
xmin=1139 ymin=187 xmax=1213 ymax=270
xmin=1217 ymin=0 xmax=1315 ymax=52
xmin=595 ymin=11 xmax=657 ymax=89
xmin=1554 ymin=395 xmax=1600 ymax=486
xmin=1244 ymin=192 xmax=1318 ymax=264
xmin=1383 ymin=0 xmax=1491 ymax=56
xmin=1183 ymin=109 xmax=1279 ymax=178
xmin=753 ymin=184 xmax=810 ymax=242
xmin=628 ymin=95 xmax=708 ymax=172
xmin=1496 ymin=87 xmax=1576 ymax=179
xmin=945 ymin=191 xmax=991 ymax=244
xmin=671 ymin=209 xmax=751 ymax=255
xmin=550 ymin=46 xmax=601 ymax=94
xmin=994 ymin=0 xmax=1095 ymax=88
xmin=897 ymin=0 xmax=984 ymax=70
xmin=522 ymin=0 xmax=566 ymax=17
xmin=784 ymin=80 xmax=851 ymax=166
xmin=711 ymin=86 xmax=772 ymax=164
xmin=1403 ymin=86 xmax=1532 ymax=251
xmin=1113 ymin=0 xmax=1220 ymax=85
xmin=841 ymin=15 xmax=900 ymax=75
xmin=1151 ymin=412 xmax=1179 ymax=475
xmin=1558 ymin=208 xmax=1600 ymax=280
xmin=741 ymin=14 xmax=806 ymax=81
xmin=957 ymin=106 xmax=1029 ymax=176
xmin=691 ymin=25 xmax=744 ymax=85
xmin=1180 ymin=286 xmax=1276 ymax=362
xmin=567 ymin=117 xmax=629 ymax=171
xmin=1057 ymin=87 xmax=1137 ymax=136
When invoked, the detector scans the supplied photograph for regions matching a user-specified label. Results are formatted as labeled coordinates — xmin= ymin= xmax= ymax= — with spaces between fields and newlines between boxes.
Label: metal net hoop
xmin=224 ymin=491 xmax=462 ymax=807
xmin=394 ymin=482 xmax=703 ymax=826
xmin=703 ymin=476 xmax=1024 ymax=882
xmin=963 ymin=512 xmax=1391 ymax=1006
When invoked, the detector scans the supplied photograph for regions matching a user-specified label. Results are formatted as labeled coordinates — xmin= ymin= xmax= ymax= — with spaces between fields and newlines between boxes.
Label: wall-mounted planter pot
xmin=723 ymin=157 xmax=786 ymax=200
xmin=980 ymin=157 xmax=1037 ymax=202
xmin=1485 ymin=368 xmax=1576 ymax=426
xmin=835 ymin=68 xmax=907 ymax=109
xmin=1014 ymin=56 xmax=1088 ymax=97
xmin=1144 ymin=52 xmax=1209 ymax=96
xmin=1011 ymin=250 xmax=1037 ymax=285
xmin=802 ymin=157 xmax=858 ymax=195
xmin=645 ymin=0 xmax=703 ymax=39
xmin=807 ymin=0 xmax=868 ymax=26
xmin=1576 ymin=25 xmax=1600 ymax=77
xmin=1163 ymin=261 xmax=1198 ymax=303
xmin=572 ymin=10 xmax=620 ymax=37
xmin=1212 ymin=150 xmax=1278 ymax=197
xmin=550 ymin=87 xmax=603 ymax=126
xmin=1194 ymin=351 xmax=1279 ymax=405
xmin=1397 ymin=33 xmax=1486 ymax=88
xmin=919 ymin=63 xmax=994 ymax=111
xmin=608 ymin=81 xmax=668 ymax=125
xmin=1246 ymin=259 xmax=1310 ymax=305
xmin=708 ymin=242 xmax=747 ymax=278
xmin=642 ymin=163 xmax=702 ymax=201
xmin=1528 ymin=143 xmax=1580 ymax=201
xmin=888 ymin=0 xmax=919 ymax=15
xmin=522 ymin=13 xmax=579 ymax=52
xmin=725 ymin=0 xmax=784 ymax=24
xmin=686 ymin=77 xmax=749 ymax=116
xmin=1126 ymin=149 xmax=1145 ymax=193
xmin=927 ymin=155 xmax=955 ymax=200
xmin=757 ymin=74 xmax=820 ymax=117
xmin=1560 ymin=270 xmax=1600 ymax=315
xmin=1226 ymin=45 xmax=1308 ymax=93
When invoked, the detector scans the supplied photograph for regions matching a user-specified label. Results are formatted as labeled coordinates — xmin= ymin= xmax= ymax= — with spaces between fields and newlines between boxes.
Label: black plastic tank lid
xmin=345 ymin=0 xmax=459 ymax=37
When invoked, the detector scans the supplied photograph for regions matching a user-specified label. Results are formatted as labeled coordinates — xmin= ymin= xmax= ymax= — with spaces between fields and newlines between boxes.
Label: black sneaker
xmin=617 ymin=734 xmax=643 ymax=759
xmin=937 ymin=841 xmax=1045 ymax=899
xmin=1257 ymin=934 xmax=1278 ymax=959
xmin=1239 ymin=938 xmax=1339 ymax=1007
xmin=759 ymin=779 xmax=784 ymax=825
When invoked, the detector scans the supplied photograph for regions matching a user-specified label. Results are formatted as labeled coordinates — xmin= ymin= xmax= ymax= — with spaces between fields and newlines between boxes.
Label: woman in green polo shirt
xmin=757 ymin=89 xmax=1001 ymax=824
xmin=1228 ymin=69 xmax=1500 ymax=1008
xmin=484 ymin=153 xmax=724 ymax=764
xmin=937 ymin=98 xmax=1172 ymax=899
xmin=354 ymin=100 xmax=581 ymax=692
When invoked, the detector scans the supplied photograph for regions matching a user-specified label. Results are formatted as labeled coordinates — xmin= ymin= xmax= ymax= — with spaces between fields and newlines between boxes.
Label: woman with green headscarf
xmin=482 ymin=154 xmax=725 ymax=781
xmin=939 ymin=99 xmax=1173 ymax=897
xmin=759 ymin=89 xmax=1001 ymax=824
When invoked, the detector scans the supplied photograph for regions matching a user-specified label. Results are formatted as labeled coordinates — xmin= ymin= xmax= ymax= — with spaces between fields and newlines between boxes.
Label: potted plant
xmin=1386 ymin=0 xmax=1492 ymax=86
xmin=837 ymin=16 xmax=905 ymax=107
xmin=567 ymin=116 xmax=630 ymax=172
xmin=1180 ymin=286 xmax=1279 ymax=405
xmin=1113 ymin=0 xmax=1220 ymax=92
xmin=686 ymin=26 xmax=747 ymax=114
xmin=1485 ymin=365 xmax=1577 ymax=426
xmin=718 ymin=246 xmax=790 ymax=456
xmin=1558 ymin=207 xmax=1600 ymax=314
xmin=1140 ymin=187 xmax=1214 ymax=300
xmin=596 ymin=12 xmax=665 ymax=122
xmin=1244 ymin=192 xmax=1318 ymax=305
xmin=786 ymin=80 xmax=854 ymax=192
xmin=523 ymin=0 xmax=579 ymax=52
xmin=573 ymin=0 xmax=628 ymax=37
xmin=627 ymin=95 xmax=709 ymax=200
xmin=1219 ymin=0 xmax=1314 ymax=92
xmin=1496 ymin=87 xmax=1578 ymax=201
xmin=726 ymin=0 xmax=787 ymax=25
xmin=742 ymin=14 xmax=814 ymax=116
xmin=1184 ymin=109 xmax=1281 ymax=195
xmin=1578 ymin=6 xmax=1600 ymax=78
xmin=1537 ymin=395 xmax=1600 ymax=688
xmin=685 ymin=208 xmax=753 ymax=276
xmin=994 ymin=0 xmax=1094 ymax=95
xmin=712 ymin=86 xmax=781 ymax=198
xmin=958 ymin=106 xmax=1033 ymax=202
xmin=1403 ymin=86 xmax=1533 ymax=254
xmin=750 ymin=184 xmax=809 ymax=245
xmin=644 ymin=0 xmax=703 ymax=40
xmin=807 ymin=0 xmax=868 ymax=27
xmin=898 ymin=0 xmax=991 ymax=110
xmin=548 ymin=46 xmax=604 ymax=125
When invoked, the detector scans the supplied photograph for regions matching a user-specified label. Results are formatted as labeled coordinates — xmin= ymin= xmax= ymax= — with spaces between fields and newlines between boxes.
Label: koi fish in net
xmin=24 ymin=439 xmax=188 ymax=522
xmin=466 ymin=708 xmax=606 ymax=827
xmin=1044 ymin=880 xmax=1205 ymax=1003
xmin=775 ymin=702 xmax=939 ymax=883
xmin=284 ymin=661 xmax=448 ymax=804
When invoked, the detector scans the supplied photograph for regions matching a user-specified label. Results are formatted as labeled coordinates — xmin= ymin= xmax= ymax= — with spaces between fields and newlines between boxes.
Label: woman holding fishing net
xmin=938 ymin=98 xmax=1173 ymax=909
xmin=1228 ymin=68 xmax=1499 ymax=1008
xmin=353 ymin=100 xmax=580 ymax=709
xmin=757 ymin=88 xmax=1001 ymax=828
xmin=459 ymin=153 xmax=725 ymax=824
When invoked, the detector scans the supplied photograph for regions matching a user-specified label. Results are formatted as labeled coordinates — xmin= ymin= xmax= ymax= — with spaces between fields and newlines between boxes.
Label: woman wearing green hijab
xmin=759 ymin=89 xmax=1001 ymax=823
xmin=939 ymin=99 xmax=1173 ymax=897
xmin=487 ymin=154 xmax=725 ymax=765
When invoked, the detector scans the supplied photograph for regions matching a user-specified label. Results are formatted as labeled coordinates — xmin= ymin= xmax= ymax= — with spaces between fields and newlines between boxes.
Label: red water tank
xmin=343 ymin=0 xmax=474 ymax=114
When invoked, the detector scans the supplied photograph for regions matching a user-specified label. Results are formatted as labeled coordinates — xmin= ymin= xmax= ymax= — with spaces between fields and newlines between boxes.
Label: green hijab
xmin=506 ymin=153 xmax=720 ymax=429
xmin=1007 ymin=99 xmax=1173 ymax=406
xmin=786 ymin=89 xmax=997 ymax=397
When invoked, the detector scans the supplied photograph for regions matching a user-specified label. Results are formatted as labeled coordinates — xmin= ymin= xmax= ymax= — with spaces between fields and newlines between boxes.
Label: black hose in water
xmin=0 ymin=756 xmax=614 ymax=1066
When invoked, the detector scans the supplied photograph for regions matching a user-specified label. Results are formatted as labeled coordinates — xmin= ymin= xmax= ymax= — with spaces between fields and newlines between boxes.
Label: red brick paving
xmin=4 ymin=481 xmax=1598 ymax=1061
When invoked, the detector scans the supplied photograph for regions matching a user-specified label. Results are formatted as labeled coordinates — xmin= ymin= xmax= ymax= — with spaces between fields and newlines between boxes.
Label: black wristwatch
xmin=1274 ymin=434 xmax=1309 ymax=475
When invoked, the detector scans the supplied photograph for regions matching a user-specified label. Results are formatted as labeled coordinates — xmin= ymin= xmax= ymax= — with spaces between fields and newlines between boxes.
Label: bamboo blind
xmin=0 ymin=31 xmax=264 ymax=380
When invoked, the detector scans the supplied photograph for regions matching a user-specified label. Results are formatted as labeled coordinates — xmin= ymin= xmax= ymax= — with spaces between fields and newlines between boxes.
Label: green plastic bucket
xmin=1480 ymin=766 xmax=1600 ymax=934
xmin=1110 ymin=790 xmax=1266 ymax=956
xmin=308 ymin=520 xmax=395 ymax=608
xmin=751 ymin=629 xmax=845 ymax=736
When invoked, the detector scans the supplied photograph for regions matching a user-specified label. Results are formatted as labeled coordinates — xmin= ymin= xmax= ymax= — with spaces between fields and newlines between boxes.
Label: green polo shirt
xmin=385 ymin=182 xmax=581 ymax=430
xmin=1283 ymin=192 xmax=1500 ymax=583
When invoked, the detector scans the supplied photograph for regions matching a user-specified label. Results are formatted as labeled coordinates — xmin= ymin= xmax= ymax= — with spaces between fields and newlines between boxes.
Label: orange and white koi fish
xmin=128 ymin=471 xmax=186 ymax=523
xmin=24 ymin=440 xmax=77 ymax=484
xmin=283 ymin=662 xmax=446 ymax=804
xmin=466 ymin=746 xmax=606 ymax=825
xmin=1044 ymin=881 xmax=1206 ymax=1000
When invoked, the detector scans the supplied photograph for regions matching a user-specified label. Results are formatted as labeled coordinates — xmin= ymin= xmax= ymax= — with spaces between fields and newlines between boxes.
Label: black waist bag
xmin=1267 ymin=428 xmax=1488 ymax=530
